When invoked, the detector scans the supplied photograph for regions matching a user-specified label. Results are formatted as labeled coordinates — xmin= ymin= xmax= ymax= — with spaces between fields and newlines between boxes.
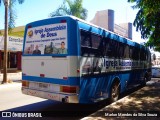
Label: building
xmin=0 ymin=26 xmax=24 ymax=71
xmin=0 ymin=36 xmax=23 ymax=71
xmin=90 ymin=9 xmax=132 ymax=40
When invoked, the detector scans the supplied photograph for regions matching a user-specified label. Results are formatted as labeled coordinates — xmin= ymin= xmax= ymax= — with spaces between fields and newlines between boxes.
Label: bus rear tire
xmin=109 ymin=81 xmax=120 ymax=103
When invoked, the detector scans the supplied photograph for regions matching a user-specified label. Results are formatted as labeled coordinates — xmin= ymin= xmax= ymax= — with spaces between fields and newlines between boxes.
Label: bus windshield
xmin=24 ymin=23 xmax=68 ymax=55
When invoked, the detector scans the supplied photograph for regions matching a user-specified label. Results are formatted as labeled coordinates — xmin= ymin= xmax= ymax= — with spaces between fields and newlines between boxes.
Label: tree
xmin=50 ymin=0 xmax=88 ymax=20
xmin=128 ymin=0 xmax=160 ymax=51
xmin=0 ymin=0 xmax=24 ymax=84
xmin=0 ymin=0 xmax=25 ymax=32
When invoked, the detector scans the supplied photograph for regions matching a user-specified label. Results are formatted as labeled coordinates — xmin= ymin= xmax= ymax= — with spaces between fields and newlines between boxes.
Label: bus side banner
xmin=81 ymin=57 xmax=149 ymax=74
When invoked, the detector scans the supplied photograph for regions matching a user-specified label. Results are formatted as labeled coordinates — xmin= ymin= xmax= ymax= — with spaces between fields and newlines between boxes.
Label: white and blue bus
xmin=22 ymin=16 xmax=151 ymax=103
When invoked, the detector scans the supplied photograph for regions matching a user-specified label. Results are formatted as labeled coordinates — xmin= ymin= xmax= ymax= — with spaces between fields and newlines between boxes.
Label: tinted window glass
xmin=91 ymin=34 xmax=101 ymax=49
xmin=81 ymin=30 xmax=91 ymax=47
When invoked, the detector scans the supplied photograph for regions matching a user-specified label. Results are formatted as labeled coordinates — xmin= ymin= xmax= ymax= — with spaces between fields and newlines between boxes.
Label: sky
xmin=0 ymin=0 xmax=145 ymax=43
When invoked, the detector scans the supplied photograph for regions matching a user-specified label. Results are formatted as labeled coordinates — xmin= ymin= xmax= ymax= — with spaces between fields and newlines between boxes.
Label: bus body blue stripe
xmin=22 ymin=76 xmax=80 ymax=86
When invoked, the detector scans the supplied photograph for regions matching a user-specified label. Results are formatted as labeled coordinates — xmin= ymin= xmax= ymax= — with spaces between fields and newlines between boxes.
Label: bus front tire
xmin=142 ymin=76 xmax=147 ymax=86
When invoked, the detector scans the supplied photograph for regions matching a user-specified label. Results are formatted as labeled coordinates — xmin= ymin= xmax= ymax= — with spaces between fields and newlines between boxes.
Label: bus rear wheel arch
xmin=109 ymin=79 xmax=120 ymax=103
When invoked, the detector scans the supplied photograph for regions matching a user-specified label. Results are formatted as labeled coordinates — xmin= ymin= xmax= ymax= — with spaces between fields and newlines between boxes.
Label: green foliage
xmin=50 ymin=0 xmax=88 ymax=20
xmin=128 ymin=0 xmax=160 ymax=51
xmin=0 ymin=0 xmax=25 ymax=32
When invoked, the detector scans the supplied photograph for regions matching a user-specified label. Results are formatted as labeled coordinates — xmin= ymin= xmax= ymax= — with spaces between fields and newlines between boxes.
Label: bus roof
xmin=25 ymin=15 xmax=147 ymax=49
xmin=69 ymin=16 xmax=146 ymax=49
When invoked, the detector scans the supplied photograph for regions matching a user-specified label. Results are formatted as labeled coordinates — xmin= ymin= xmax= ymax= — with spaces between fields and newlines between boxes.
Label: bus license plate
xmin=39 ymin=83 xmax=48 ymax=89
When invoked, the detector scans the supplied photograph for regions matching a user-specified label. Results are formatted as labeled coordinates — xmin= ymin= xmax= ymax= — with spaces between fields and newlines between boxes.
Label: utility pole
xmin=2 ymin=0 xmax=9 ymax=84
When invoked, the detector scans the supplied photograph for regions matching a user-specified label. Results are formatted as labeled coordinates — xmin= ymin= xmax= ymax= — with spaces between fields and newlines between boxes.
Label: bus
xmin=22 ymin=16 xmax=151 ymax=104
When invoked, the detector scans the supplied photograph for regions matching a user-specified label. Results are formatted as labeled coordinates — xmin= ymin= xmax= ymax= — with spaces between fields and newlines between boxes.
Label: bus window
xmin=118 ymin=42 xmax=124 ymax=58
xmin=80 ymin=30 xmax=91 ymax=56
xmin=114 ymin=41 xmax=119 ymax=58
xmin=103 ymin=38 xmax=109 ymax=57
xmin=91 ymin=34 xmax=102 ymax=57
xmin=124 ymin=45 xmax=129 ymax=58
xmin=91 ymin=34 xmax=101 ymax=49
xmin=133 ymin=48 xmax=140 ymax=60
xmin=106 ymin=39 xmax=114 ymax=57
xmin=140 ymin=48 xmax=147 ymax=61
xmin=81 ymin=30 xmax=91 ymax=47
xmin=129 ymin=46 xmax=133 ymax=59
xmin=98 ymin=38 xmax=105 ymax=57
xmin=140 ymin=49 xmax=144 ymax=60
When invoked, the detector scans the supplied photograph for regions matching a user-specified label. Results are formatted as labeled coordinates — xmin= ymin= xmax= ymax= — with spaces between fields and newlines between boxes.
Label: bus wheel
xmin=142 ymin=76 xmax=147 ymax=86
xmin=110 ymin=82 xmax=120 ymax=103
